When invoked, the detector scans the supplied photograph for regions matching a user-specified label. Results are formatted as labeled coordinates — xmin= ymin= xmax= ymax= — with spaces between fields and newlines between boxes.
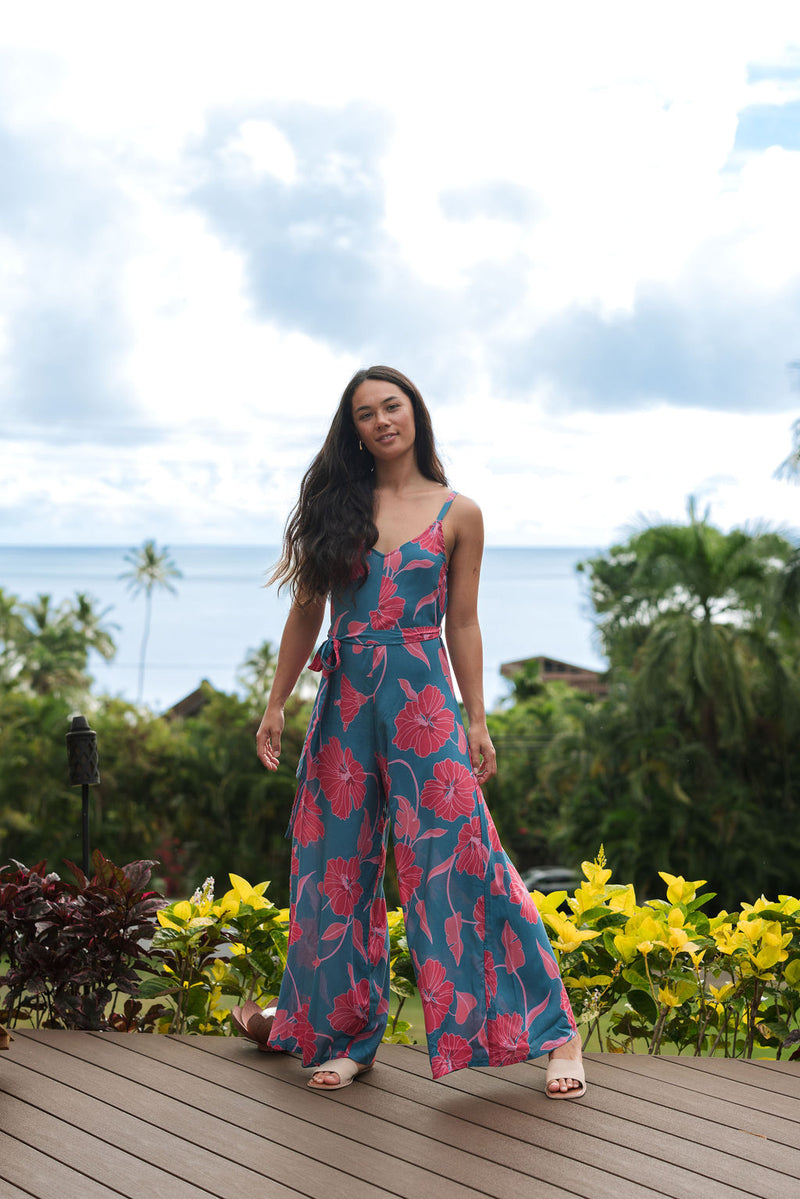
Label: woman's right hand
xmin=256 ymin=705 xmax=284 ymax=771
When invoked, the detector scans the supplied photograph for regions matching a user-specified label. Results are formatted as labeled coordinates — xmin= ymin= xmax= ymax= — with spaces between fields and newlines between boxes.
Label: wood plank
xmin=163 ymin=1038 xmax=757 ymax=1199
xmin=1 ymin=1090 xmax=215 ymax=1199
xmin=5 ymin=1031 xmax=799 ymax=1199
xmin=580 ymin=1051 xmax=800 ymax=1120
xmin=11 ymin=1031 xmax=469 ymax=1199
xmin=663 ymin=1055 xmax=800 ymax=1101
xmin=109 ymin=1031 xmax=594 ymax=1199
xmin=0 ymin=1179 xmax=41 ymax=1199
xmin=0 ymin=1131 xmax=128 ymax=1199
xmin=375 ymin=1046 xmax=793 ymax=1199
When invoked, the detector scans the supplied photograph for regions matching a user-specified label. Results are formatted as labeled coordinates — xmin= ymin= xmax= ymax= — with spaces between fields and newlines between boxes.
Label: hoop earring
xmin=358 ymin=439 xmax=363 ymax=452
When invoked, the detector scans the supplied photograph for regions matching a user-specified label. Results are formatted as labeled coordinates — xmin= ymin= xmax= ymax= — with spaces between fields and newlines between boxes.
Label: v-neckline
xmin=369 ymin=515 xmax=442 ymax=559
xmin=369 ymin=490 xmax=455 ymax=558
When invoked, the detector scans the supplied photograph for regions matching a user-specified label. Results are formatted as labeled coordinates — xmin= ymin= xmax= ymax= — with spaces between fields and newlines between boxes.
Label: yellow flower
xmin=545 ymin=912 xmax=600 ymax=954
xmin=533 ymin=889 xmax=569 ymax=915
xmin=581 ymin=859 xmax=613 ymax=888
xmin=659 ymin=872 xmax=706 ymax=906
xmin=637 ymin=940 xmax=654 ymax=956
xmin=712 ymin=925 xmax=746 ymax=955
xmin=225 ymin=873 xmax=272 ymax=910
xmin=658 ymin=985 xmax=682 ymax=1009
xmin=607 ymin=884 xmax=637 ymax=917
xmin=708 ymin=981 xmax=734 ymax=1002
xmin=612 ymin=932 xmax=641 ymax=964
xmin=660 ymin=925 xmax=702 ymax=957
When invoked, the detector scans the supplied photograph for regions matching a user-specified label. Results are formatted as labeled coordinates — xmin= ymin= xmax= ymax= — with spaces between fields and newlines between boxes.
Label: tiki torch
xmin=65 ymin=714 xmax=100 ymax=876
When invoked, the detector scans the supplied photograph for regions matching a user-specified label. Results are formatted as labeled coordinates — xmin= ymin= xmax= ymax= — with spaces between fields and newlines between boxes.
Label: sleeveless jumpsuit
xmin=267 ymin=492 xmax=577 ymax=1078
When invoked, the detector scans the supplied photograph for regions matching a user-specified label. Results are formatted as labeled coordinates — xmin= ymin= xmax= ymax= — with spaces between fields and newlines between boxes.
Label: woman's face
xmin=351 ymin=378 xmax=416 ymax=459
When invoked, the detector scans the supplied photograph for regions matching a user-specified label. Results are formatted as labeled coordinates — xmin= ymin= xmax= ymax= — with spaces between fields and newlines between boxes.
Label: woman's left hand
xmin=468 ymin=723 xmax=497 ymax=784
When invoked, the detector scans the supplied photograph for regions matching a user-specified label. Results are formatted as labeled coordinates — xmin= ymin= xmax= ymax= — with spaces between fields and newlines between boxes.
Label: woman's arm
xmin=256 ymin=594 xmax=327 ymax=771
xmin=443 ymin=497 xmax=497 ymax=784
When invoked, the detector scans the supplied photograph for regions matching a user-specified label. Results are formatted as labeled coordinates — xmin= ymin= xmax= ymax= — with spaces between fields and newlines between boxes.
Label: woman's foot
xmin=307 ymin=1058 xmax=373 ymax=1091
xmin=545 ymin=1035 xmax=586 ymax=1099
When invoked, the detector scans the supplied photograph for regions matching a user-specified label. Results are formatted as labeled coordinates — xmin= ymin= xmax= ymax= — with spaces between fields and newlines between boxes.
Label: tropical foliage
xmin=3 ymin=853 xmax=798 ymax=1059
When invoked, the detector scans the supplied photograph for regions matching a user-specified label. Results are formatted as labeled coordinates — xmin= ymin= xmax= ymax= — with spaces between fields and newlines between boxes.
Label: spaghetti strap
xmin=436 ymin=490 xmax=458 ymax=522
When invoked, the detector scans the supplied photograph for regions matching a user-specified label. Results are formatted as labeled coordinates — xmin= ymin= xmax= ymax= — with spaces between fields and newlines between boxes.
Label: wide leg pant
xmin=267 ymin=646 xmax=577 ymax=1079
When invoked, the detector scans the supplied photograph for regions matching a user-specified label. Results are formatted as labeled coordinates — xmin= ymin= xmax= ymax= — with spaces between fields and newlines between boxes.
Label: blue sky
xmin=1 ymin=1 xmax=799 ymax=548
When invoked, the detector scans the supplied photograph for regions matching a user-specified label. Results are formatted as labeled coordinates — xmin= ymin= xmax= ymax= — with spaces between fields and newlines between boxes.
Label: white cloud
xmin=1 ymin=1 xmax=799 ymax=550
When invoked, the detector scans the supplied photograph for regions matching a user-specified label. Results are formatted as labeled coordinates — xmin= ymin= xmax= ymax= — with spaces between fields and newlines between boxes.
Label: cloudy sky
xmin=1 ymin=0 xmax=799 ymax=549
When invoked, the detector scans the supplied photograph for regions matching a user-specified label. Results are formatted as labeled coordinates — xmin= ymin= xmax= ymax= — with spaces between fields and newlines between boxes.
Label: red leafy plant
xmin=0 ymin=851 xmax=165 ymax=1031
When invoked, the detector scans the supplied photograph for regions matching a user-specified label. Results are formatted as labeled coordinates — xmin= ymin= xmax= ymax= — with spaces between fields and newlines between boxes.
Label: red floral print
xmin=328 ymin=978 xmax=371 ymax=1034
xmin=455 ymin=816 xmax=490 ymax=877
xmin=323 ymin=855 xmax=363 ymax=916
xmin=487 ymin=1012 xmax=530 ymax=1066
xmin=393 ymin=684 xmax=455 ymax=756
xmin=508 ymin=866 xmax=539 ymax=923
xmin=484 ymin=950 xmax=498 ymax=1002
xmin=394 ymin=842 xmax=423 ymax=904
xmin=335 ymin=675 xmax=368 ymax=731
xmin=312 ymin=738 xmax=367 ymax=819
xmin=412 ymin=521 xmax=443 ymax=554
xmin=502 ymin=921 xmax=525 ymax=974
xmin=417 ymin=958 xmax=455 ymax=1032
xmin=420 ymin=758 xmax=476 ymax=821
xmin=431 ymin=1033 xmax=472 ymax=1077
xmin=370 ymin=576 xmax=405 ymax=630
xmin=473 ymin=895 xmax=485 ymax=938
xmin=294 ymin=786 xmax=324 ymax=847
xmin=368 ymin=899 xmax=388 ymax=965
xmin=395 ymin=794 xmax=420 ymax=841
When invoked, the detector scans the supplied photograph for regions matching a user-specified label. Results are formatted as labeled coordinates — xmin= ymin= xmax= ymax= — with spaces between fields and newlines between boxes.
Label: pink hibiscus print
xmin=312 ymin=738 xmax=367 ymax=819
xmin=412 ymin=521 xmax=443 ymax=554
xmin=484 ymin=950 xmax=498 ymax=1002
xmin=294 ymin=787 xmax=324 ymax=847
xmin=328 ymin=978 xmax=371 ymax=1035
xmin=393 ymin=684 xmax=455 ymax=757
xmin=487 ymin=1012 xmax=530 ymax=1066
xmin=420 ymin=758 xmax=476 ymax=821
xmin=394 ymin=842 xmax=423 ymax=904
xmin=368 ymin=898 xmax=388 ymax=965
xmin=431 ymin=1033 xmax=472 ymax=1078
xmin=292 ymin=1003 xmax=320 ymax=1064
xmin=323 ymin=855 xmax=363 ymax=916
xmin=473 ymin=895 xmax=485 ymax=938
xmin=454 ymin=817 xmax=490 ymax=877
xmin=370 ymin=576 xmax=405 ymax=630
xmin=417 ymin=958 xmax=455 ymax=1032
xmin=395 ymin=794 xmax=420 ymax=841
xmin=335 ymin=675 xmax=368 ymax=731
xmin=508 ymin=866 xmax=539 ymax=923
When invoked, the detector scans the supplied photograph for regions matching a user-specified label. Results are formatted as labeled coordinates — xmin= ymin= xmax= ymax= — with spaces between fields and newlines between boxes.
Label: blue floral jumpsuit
xmin=267 ymin=492 xmax=577 ymax=1077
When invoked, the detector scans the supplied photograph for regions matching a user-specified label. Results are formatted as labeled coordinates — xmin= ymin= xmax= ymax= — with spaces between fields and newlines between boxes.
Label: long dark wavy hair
xmin=270 ymin=366 xmax=448 ymax=601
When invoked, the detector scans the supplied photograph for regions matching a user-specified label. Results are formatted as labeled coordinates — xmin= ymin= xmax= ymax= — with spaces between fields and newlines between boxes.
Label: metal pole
xmin=82 ymin=783 xmax=90 ymax=876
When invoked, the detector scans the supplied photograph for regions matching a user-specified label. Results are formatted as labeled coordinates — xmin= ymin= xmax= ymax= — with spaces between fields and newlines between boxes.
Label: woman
xmin=256 ymin=366 xmax=585 ymax=1098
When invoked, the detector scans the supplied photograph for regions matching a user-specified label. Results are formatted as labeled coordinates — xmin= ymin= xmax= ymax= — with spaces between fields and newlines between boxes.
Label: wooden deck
xmin=1 ymin=1030 xmax=798 ymax=1198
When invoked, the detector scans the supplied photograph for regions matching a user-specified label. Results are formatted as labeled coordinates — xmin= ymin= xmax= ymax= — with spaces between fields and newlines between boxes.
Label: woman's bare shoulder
xmin=451 ymin=492 xmax=483 ymax=525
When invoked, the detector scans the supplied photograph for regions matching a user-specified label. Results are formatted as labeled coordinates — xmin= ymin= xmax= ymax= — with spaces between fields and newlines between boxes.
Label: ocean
xmin=0 ymin=545 xmax=606 ymax=712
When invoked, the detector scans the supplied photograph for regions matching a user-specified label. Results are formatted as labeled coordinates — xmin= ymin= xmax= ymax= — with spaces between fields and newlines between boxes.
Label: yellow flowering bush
xmin=545 ymin=849 xmax=800 ymax=1057
xmin=143 ymin=854 xmax=800 ymax=1057
xmin=139 ymin=874 xmax=289 ymax=1034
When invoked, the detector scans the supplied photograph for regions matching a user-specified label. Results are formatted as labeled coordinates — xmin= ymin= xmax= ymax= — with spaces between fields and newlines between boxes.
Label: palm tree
xmin=20 ymin=594 xmax=88 ymax=697
xmin=71 ymin=592 xmax=118 ymax=663
xmin=120 ymin=540 xmax=182 ymax=703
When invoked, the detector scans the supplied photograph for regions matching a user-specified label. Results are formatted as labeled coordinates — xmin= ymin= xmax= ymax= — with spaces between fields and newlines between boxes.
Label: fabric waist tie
xmin=309 ymin=626 xmax=442 ymax=676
